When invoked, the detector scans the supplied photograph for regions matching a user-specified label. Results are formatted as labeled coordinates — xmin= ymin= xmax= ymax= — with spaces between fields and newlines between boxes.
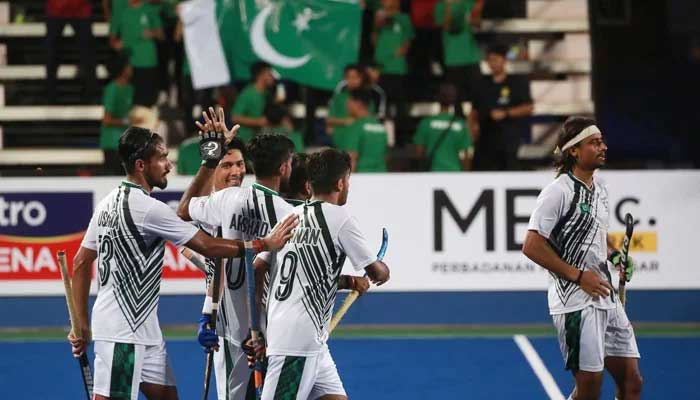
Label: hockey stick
xmin=618 ymin=213 xmax=634 ymax=307
xmin=244 ymin=242 xmax=264 ymax=400
xmin=329 ymin=228 xmax=389 ymax=333
xmin=57 ymin=251 xmax=94 ymax=400
xmin=202 ymin=231 xmax=224 ymax=400
xmin=181 ymin=247 xmax=207 ymax=273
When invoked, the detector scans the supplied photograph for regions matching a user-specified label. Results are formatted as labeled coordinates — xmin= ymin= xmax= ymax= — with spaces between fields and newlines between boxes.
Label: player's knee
xmin=626 ymin=371 xmax=643 ymax=395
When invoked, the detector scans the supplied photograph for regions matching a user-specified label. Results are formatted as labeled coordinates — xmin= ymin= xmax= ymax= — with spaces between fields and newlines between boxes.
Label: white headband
xmin=554 ymin=125 xmax=601 ymax=154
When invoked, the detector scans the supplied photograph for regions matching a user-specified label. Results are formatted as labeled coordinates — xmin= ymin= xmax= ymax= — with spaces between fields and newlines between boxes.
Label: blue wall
xmin=2 ymin=290 xmax=699 ymax=328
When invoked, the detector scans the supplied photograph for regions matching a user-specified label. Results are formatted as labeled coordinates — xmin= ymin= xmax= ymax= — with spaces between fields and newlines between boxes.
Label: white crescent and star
xmin=250 ymin=4 xmax=311 ymax=69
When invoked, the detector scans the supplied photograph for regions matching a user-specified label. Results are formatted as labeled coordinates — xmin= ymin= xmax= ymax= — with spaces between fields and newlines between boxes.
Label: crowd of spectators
xmin=44 ymin=0 xmax=534 ymax=174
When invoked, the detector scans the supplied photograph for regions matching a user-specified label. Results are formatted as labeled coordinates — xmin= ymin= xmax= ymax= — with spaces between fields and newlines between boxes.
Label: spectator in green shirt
xmin=101 ymin=55 xmax=134 ymax=175
xmin=434 ymin=0 xmax=484 ymax=109
xmin=262 ymin=104 xmax=305 ymax=153
xmin=413 ymin=83 xmax=473 ymax=171
xmin=231 ymin=61 xmax=275 ymax=144
xmin=373 ymin=0 xmax=414 ymax=144
xmin=111 ymin=0 xmax=164 ymax=107
xmin=346 ymin=90 xmax=388 ymax=172
xmin=327 ymin=64 xmax=368 ymax=148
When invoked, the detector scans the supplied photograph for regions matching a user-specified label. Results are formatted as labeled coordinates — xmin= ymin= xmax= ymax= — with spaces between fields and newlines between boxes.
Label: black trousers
xmin=45 ymin=17 xmax=96 ymax=102
xmin=132 ymin=67 xmax=159 ymax=107
xmin=379 ymin=73 xmax=408 ymax=145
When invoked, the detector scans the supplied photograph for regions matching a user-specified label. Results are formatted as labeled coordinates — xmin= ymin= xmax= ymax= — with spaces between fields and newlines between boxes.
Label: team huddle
xmin=68 ymin=106 xmax=389 ymax=400
xmin=67 ymin=111 xmax=641 ymax=400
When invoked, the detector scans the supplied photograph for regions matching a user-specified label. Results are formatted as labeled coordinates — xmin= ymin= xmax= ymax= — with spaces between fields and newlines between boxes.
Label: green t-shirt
xmin=412 ymin=112 xmax=472 ymax=171
xmin=329 ymin=91 xmax=351 ymax=148
xmin=373 ymin=13 xmax=414 ymax=75
xmin=177 ymin=137 xmax=201 ymax=175
xmin=100 ymin=81 xmax=134 ymax=150
xmin=116 ymin=4 xmax=162 ymax=68
xmin=434 ymin=0 xmax=481 ymax=66
xmin=348 ymin=116 xmax=388 ymax=173
xmin=108 ymin=0 xmax=129 ymax=35
xmin=231 ymin=84 xmax=267 ymax=143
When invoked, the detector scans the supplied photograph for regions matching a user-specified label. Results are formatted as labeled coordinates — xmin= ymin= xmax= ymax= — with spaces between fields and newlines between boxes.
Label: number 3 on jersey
xmin=275 ymin=252 xmax=298 ymax=301
xmin=97 ymin=234 xmax=113 ymax=286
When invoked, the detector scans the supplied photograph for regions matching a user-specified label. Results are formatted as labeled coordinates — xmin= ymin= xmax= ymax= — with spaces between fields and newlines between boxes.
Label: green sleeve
xmin=149 ymin=7 xmax=163 ymax=29
xmin=403 ymin=14 xmax=415 ymax=40
xmin=328 ymin=93 xmax=343 ymax=117
xmin=346 ymin=125 xmax=360 ymax=152
xmin=434 ymin=2 xmax=445 ymax=25
xmin=102 ymin=84 xmax=117 ymax=114
xmin=232 ymin=90 xmax=249 ymax=115
xmin=412 ymin=118 xmax=428 ymax=145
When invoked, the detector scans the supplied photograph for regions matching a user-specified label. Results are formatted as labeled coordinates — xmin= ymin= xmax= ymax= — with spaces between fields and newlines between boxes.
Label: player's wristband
xmin=202 ymin=296 xmax=214 ymax=314
xmin=574 ymin=269 xmax=583 ymax=285
xmin=244 ymin=240 xmax=266 ymax=254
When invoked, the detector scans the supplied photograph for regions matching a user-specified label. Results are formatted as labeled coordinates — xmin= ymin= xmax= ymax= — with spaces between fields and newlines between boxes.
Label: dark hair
xmin=250 ymin=61 xmax=271 ymax=81
xmin=118 ymin=127 xmax=164 ymax=174
xmin=307 ymin=149 xmax=351 ymax=195
xmin=245 ymin=134 xmax=295 ymax=178
xmin=344 ymin=63 xmax=363 ymax=75
xmin=107 ymin=52 xmax=130 ymax=81
xmin=554 ymin=116 xmax=597 ymax=176
xmin=436 ymin=83 xmax=457 ymax=107
xmin=225 ymin=137 xmax=246 ymax=158
xmin=288 ymin=153 xmax=310 ymax=198
xmin=264 ymin=103 xmax=287 ymax=126
xmin=486 ymin=42 xmax=509 ymax=57
xmin=348 ymin=89 xmax=372 ymax=107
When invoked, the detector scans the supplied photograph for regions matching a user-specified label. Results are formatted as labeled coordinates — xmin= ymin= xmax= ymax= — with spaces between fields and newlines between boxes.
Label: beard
xmin=146 ymin=169 xmax=169 ymax=190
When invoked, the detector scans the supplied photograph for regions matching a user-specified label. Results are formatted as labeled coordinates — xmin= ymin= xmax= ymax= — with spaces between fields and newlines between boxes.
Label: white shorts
xmin=213 ymin=337 xmax=255 ymax=400
xmin=553 ymin=302 xmax=640 ymax=372
xmin=93 ymin=340 xmax=176 ymax=400
xmin=262 ymin=345 xmax=346 ymax=400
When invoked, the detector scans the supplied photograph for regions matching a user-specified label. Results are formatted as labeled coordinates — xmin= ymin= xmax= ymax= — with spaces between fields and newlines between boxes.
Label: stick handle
xmin=57 ymin=251 xmax=82 ymax=339
xmin=329 ymin=290 xmax=360 ymax=333
xmin=181 ymin=247 xmax=208 ymax=273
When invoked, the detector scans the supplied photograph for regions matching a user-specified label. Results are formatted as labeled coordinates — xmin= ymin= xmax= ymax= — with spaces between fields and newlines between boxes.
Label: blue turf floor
xmin=0 ymin=337 xmax=695 ymax=399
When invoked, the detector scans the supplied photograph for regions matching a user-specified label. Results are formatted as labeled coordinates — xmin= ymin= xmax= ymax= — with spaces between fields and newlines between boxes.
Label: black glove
xmin=199 ymin=130 xmax=224 ymax=168
xmin=242 ymin=331 xmax=266 ymax=368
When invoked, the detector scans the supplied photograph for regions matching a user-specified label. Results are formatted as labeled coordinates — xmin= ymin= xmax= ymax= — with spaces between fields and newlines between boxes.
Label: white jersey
xmin=264 ymin=201 xmax=376 ymax=357
xmin=528 ymin=172 xmax=616 ymax=315
xmin=82 ymin=181 xmax=199 ymax=345
xmin=189 ymin=183 xmax=294 ymax=346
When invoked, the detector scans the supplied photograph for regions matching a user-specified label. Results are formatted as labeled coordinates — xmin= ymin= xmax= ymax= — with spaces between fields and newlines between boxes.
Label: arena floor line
xmin=0 ymin=336 xmax=695 ymax=399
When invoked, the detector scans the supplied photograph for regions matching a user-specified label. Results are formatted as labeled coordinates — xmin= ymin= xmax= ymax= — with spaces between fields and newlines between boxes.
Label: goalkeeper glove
xmin=199 ymin=130 xmax=224 ymax=168
xmin=609 ymin=250 xmax=635 ymax=282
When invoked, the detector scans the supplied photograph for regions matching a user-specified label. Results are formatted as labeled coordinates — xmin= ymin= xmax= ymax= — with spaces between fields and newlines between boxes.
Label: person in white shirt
xmin=522 ymin=116 xmax=642 ymax=400
xmin=256 ymin=148 xmax=390 ymax=400
xmin=68 ymin=126 xmax=297 ymax=400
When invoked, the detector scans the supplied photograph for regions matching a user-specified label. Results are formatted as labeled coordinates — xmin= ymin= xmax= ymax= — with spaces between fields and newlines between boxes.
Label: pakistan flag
xmin=217 ymin=0 xmax=360 ymax=90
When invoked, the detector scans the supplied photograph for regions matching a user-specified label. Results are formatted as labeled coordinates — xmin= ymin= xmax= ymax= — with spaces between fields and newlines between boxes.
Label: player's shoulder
xmin=318 ymin=202 xmax=352 ymax=224
xmin=593 ymin=173 xmax=609 ymax=192
xmin=541 ymin=174 xmax=571 ymax=197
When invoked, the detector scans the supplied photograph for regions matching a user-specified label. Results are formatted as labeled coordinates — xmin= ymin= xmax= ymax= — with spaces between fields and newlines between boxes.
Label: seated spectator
xmin=100 ymin=54 xmax=134 ymax=175
xmin=346 ymin=90 xmax=388 ymax=172
xmin=327 ymin=64 xmax=368 ymax=143
xmin=111 ymin=0 xmax=164 ymax=107
xmin=231 ymin=61 xmax=275 ymax=143
xmin=470 ymin=43 xmax=533 ymax=170
xmin=373 ymin=0 xmax=414 ymax=143
xmin=434 ymin=0 xmax=483 ymax=110
xmin=413 ymin=83 xmax=473 ymax=171
xmin=45 ymin=0 xmax=96 ymax=103
xmin=262 ymin=104 xmax=305 ymax=153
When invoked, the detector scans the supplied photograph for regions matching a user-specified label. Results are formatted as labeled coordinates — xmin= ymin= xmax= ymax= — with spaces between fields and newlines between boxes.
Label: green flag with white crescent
xmin=218 ymin=0 xmax=360 ymax=90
